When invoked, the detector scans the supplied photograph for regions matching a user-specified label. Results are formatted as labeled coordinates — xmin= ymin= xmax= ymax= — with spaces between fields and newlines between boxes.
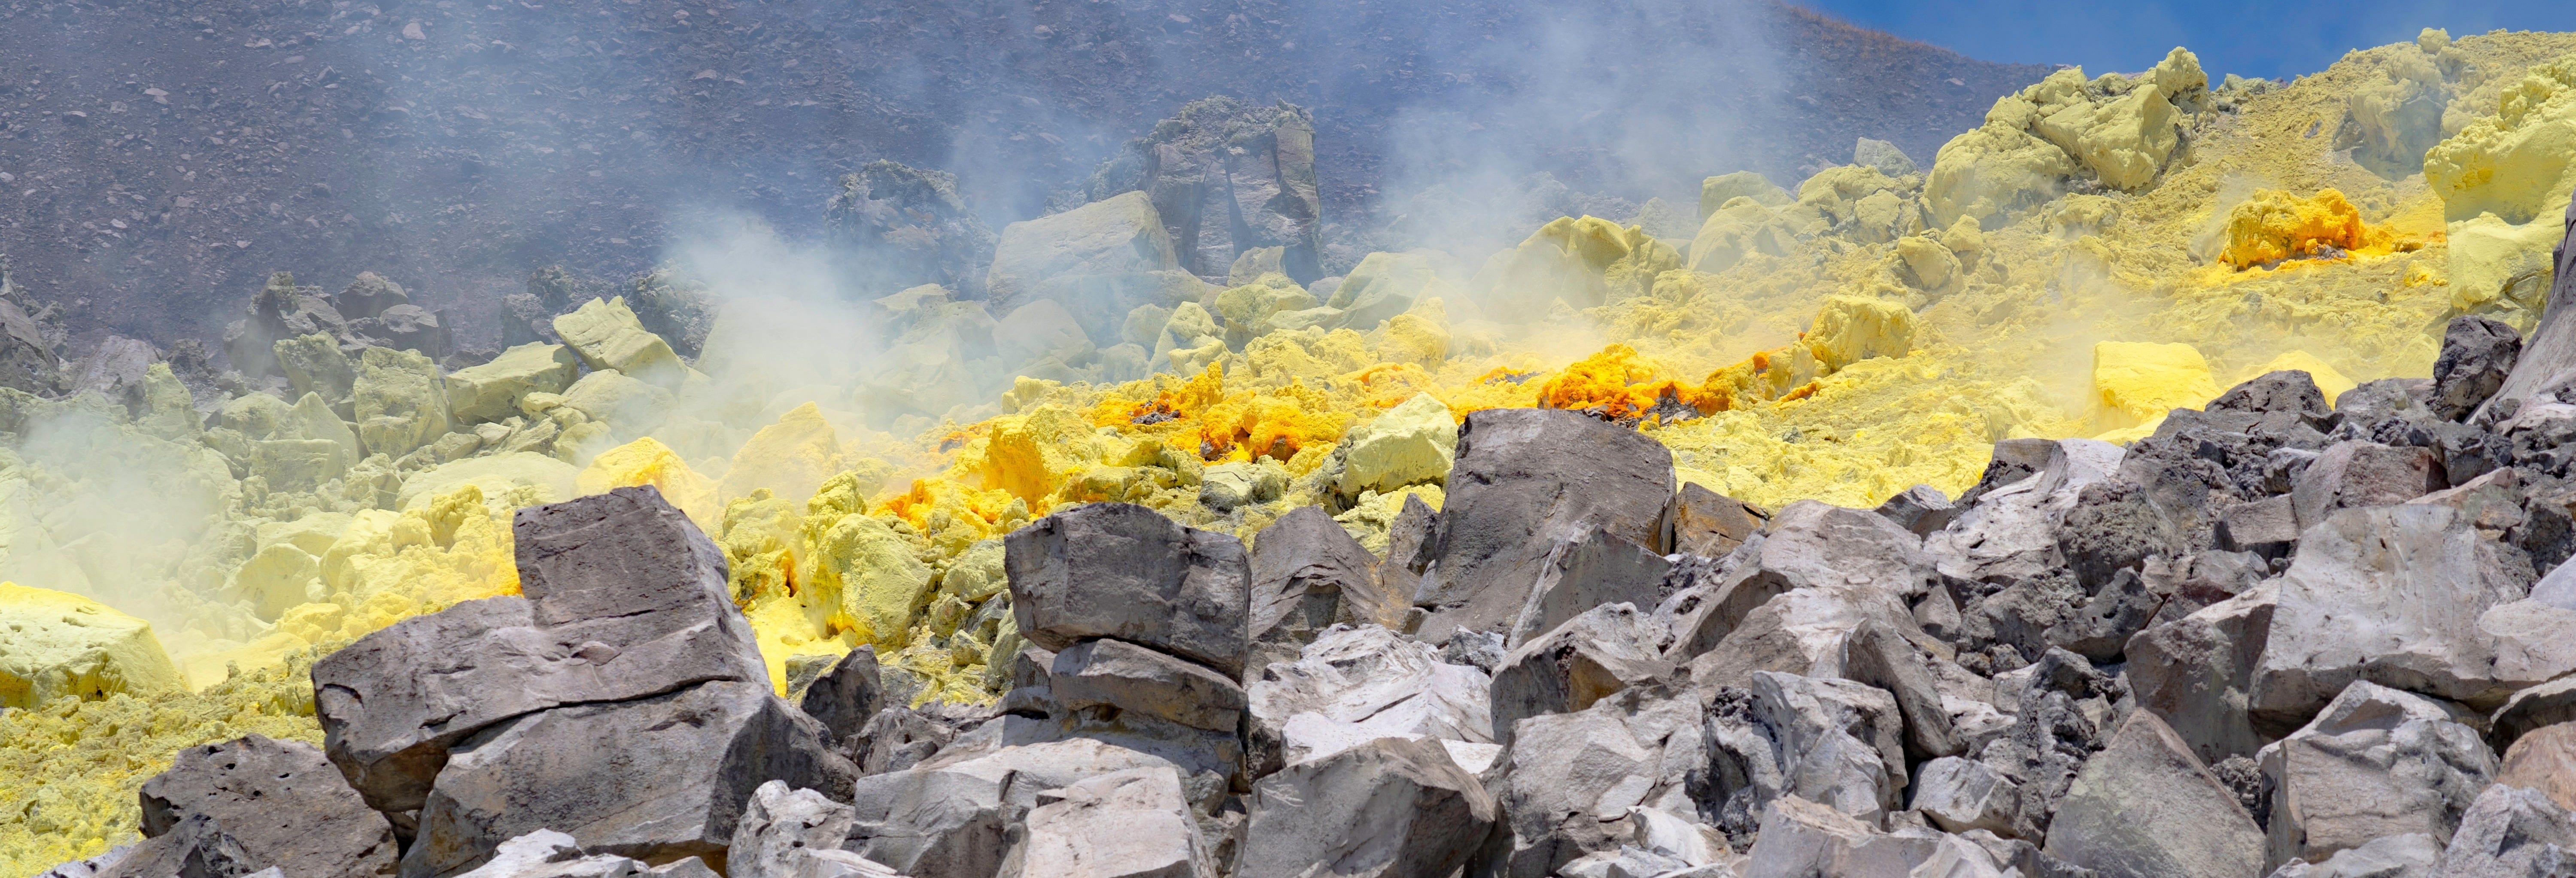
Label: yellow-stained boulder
xmin=316 ymin=485 xmax=521 ymax=621
xmin=1688 ymin=197 xmax=1801 ymax=273
xmin=1334 ymin=484 xmax=1444 ymax=555
xmin=2426 ymin=55 xmax=2576 ymax=224
xmin=0 ymin=582 xmax=186 ymax=708
xmin=2093 ymin=341 xmax=2219 ymax=427
xmin=1336 ymin=392 xmax=1459 ymax=497
xmin=1698 ymin=171 xmax=1791 ymax=218
xmin=291 ymin=391 xmax=361 ymax=463
xmin=2216 ymin=189 xmax=2392 ymax=269
xmin=256 ymin=511 xmax=353 ymax=558
xmin=2447 ymin=213 xmax=2563 ymax=319
xmin=805 ymin=511 xmax=932 ymax=648
xmin=2032 ymin=66 xmax=2190 ymax=191
xmin=226 ymin=543 xmax=323 ymax=621
xmin=1806 ymin=296 xmax=1917 ymax=371
xmin=553 ymin=297 xmax=685 ymax=388
xmin=1794 ymin=165 xmax=1921 ymax=242
xmin=1927 ymin=110 xmax=2084 ymax=228
xmin=721 ymin=402 xmax=845 ymax=506
xmin=1476 ymin=216 xmax=1681 ymax=312
xmin=352 ymin=346 xmax=450 ymax=458
xmin=960 ymin=404 xmax=1108 ymax=506
xmin=1376 ymin=312 xmax=1450 ymax=368
xmin=1893 ymin=235 xmax=1961 ymax=291
xmin=577 ymin=437 xmax=720 ymax=529
xmin=446 ymin=342 xmax=579 ymax=425
xmin=984 ymin=190 xmax=1181 ymax=307
xmin=561 ymin=368 xmax=676 ymax=437
xmin=403 ymin=451 xmax=581 ymax=512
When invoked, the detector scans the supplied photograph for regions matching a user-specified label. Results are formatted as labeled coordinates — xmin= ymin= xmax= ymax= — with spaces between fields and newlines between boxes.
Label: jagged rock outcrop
xmin=1084 ymin=96 xmax=1324 ymax=283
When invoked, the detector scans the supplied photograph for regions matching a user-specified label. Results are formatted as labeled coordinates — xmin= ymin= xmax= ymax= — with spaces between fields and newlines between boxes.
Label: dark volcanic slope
xmin=0 ymin=0 xmax=2049 ymax=349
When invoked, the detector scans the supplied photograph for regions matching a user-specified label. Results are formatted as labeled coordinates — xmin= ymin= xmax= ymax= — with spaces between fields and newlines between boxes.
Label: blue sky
xmin=1803 ymin=1 xmax=2576 ymax=82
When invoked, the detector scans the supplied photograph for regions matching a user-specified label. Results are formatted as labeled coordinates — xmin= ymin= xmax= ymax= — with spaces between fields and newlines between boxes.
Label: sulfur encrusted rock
xmin=552 ymin=298 xmax=683 ymax=389
xmin=0 ymin=582 xmax=185 ymax=709
xmin=445 ymin=343 xmax=579 ymax=425
xmin=1335 ymin=392 xmax=1458 ymax=497
xmin=352 ymin=345 xmax=451 ymax=459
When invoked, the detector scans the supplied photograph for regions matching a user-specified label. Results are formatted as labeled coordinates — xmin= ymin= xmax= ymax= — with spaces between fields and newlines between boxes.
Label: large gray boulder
xmin=2431 ymin=315 xmax=2524 ymax=422
xmin=1736 ymin=796 xmax=2020 ymax=878
xmin=1413 ymin=409 xmax=1674 ymax=644
xmin=1910 ymin=756 xmax=2019 ymax=836
xmin=104 ymin=735 xmax=398 ymax=878
xmin=1842 ymin=618 xmax=1963 ymax=761
xmin=402 ymin=681 xmax=856 ymax=878
xmin=1497 ymin=687 xmax=1709 ymax=878
xmin=2126 ymin=584 xmax=2278 ymax=763
xmin=2251 ymin=504 xmax=2538 ymax=729
xmin=1245 ymin=506 xmax=1404 ymax=677
xmin=1504 ymin=529 xmax=1671 ymax=650
xmin=2498 ymin=722 xmax=2576 ymax=814
xmin=1005 ymin=502 xmax=1251 ymax=677
xmin=2260 ymin=681 xmax=2498 ymax=869
xmin=1245 ymin=624 xmax=1493 ymax=773
xmin=1238 ymin=736 xmax=1497 ymax=878
xmin=1926 ymin=439 xmax=2127 ymax=587
xmin=1046 ymin=637 xmax=1248 ymax=732
xmin=2290 ymin=441 xmax=2448 ymax=529
xmin=1729 ymin=670 xmax=1910 ymax=825
xmin=842 ymin=737 xmax=1179 ymax=878
xmin=1488 ymin=603 xmax=1670 ymax=748
xmin=728 ymin=781 xmax=866 ymax=878
xmin=2043 ymin=710 xmax=2266 ymax=878
xmin=2430 ymin=784 xmax=2576 ymax=878
xmin=315 ymin=486 xmax=769 ymax=813
xmin=1666 ymin=499 xmax=1936 ymax=661
xmin=1018 ymin=767 xmax=1211 ymax=878
xmin=797 ymin=647 xmax=885 ymax=749
xmin=1680 ymin=581 xmax=1926 ymax=692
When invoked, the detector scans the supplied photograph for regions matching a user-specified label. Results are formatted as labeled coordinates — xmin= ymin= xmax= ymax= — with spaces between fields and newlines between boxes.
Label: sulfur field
xmin=5 ymin=20 xmax=2576 ymax=878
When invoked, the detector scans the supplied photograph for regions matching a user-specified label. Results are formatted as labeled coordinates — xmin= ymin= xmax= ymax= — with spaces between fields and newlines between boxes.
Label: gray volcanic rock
xmin=402 ymin=681 xmax=854 ymax=878
xmin=1413 ymin=408 xmax=1674 ymax=645
xmin=2044 ymin=710 xmax=2265 ymax=878
xmin=1238 ymin=736 xmax=1498 ymax=878
xmin=314 ymin=486 xmax=767 ymax=814
xmin=2260 ymin=681 xmax=2497 ymax=869
xmin=108 ymin=734 xmax=398 ymax=878
xmin=1245 ymin=505 xmax=1402 ymax=676
xmin=2432 ymin=315 xmax=2524 ymax=422
xmin=1488 ymin=603 xmax=1669 ymax=748
xmin=1005 ymin=501 xmax=1252 ymax=677
xmin=2250 ymin=504 xmax=2536 ymax=729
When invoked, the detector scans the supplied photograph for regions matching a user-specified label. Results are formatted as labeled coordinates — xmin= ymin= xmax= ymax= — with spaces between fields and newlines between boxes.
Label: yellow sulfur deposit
xmin=0 ymin=645 xmax=331 ymax=871
xmin=2215 ymin=188 xmax=2400 ymax=269
xmin=2090 ymin=341 xmax=2219 ymax=428
xmin=0 ymin=583 xmax=185 ymax=710
xmin=580 ymin=436 xmax=722 ymax=528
